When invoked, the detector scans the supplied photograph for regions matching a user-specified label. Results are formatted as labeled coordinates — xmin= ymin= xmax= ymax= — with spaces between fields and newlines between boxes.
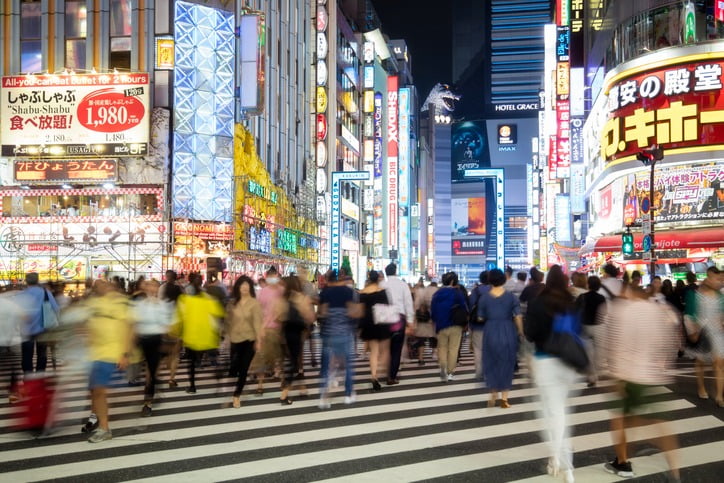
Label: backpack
xmin=543 ymin=310 xmax=589 ymax=371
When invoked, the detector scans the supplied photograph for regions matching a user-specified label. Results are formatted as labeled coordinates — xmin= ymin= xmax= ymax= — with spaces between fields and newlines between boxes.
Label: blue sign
xmin=331 ymin=171 xmax=370 ymax=270
xmin=642 ymin=234 xmax=651 ymax=252
xmin=641 ymin=197 xmax=650 ymax=214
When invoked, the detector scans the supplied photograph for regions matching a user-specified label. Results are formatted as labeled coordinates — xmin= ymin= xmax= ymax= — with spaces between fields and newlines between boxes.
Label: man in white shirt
xmin=381 ymin=263 xmax=414 ymax=385
xmin=599 ymin=263 xmax=623 ymax=299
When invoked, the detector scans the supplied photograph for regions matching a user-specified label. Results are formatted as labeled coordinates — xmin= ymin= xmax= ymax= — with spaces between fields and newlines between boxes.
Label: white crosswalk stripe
xmin=0 ymin=338 xmax=722 ymax=482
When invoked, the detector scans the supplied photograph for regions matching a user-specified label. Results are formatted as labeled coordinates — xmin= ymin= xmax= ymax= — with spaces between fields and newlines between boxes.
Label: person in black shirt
xmin=577 ymin=276 xmax=607 ymax=387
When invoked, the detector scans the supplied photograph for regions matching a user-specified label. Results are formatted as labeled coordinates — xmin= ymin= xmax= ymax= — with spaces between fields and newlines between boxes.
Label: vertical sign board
xmin=398 ymin=87 xmax=410 ymax=274
xmin=463 ymin=168 xmax=505 ymax=269
xmin=386 ymin=76 xmax=399 ymax=257
xmin=239 ymin=13 xmax=266 ymax=115
xmin=331 ymin=171 xmax=370 ymax=270
xmin=373 ymin=92 xmax=384 ymax=254
xmin=555 ymin=25 xmax=571 ymax=179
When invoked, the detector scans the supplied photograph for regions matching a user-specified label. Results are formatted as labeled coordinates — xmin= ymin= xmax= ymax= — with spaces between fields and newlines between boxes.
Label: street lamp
xmin=636 ymin=144 xmax=664 ymax=281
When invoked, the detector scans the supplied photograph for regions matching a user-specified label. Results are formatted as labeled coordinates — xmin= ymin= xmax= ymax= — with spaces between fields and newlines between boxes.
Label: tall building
xmin=577 ymin=0 xmax=724 ymax=277
xmin=0 ymin=0 xmax=321 ymax=286
xmin=435 ymin=0 xmax=552 ymax=280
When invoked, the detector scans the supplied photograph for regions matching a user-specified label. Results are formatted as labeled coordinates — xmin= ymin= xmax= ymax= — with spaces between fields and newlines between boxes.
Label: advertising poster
xmin=451 ymin=191 xmax=488 ymax=256
xmin=1 ymin=73 xmax=150 ymax=157
xmin=624 ymin=162 xmax=724 ymax=224
xmin=451 ymin=121 xmax=490 ymax=182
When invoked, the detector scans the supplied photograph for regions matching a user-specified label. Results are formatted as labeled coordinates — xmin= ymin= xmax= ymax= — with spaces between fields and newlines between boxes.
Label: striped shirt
xmin=604 ymin=297 xmax=680 ymax=385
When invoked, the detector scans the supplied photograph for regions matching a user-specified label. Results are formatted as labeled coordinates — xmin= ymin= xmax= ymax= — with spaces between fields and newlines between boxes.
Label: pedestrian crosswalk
xmin=0 ymin=340 xmax=722 ymax=482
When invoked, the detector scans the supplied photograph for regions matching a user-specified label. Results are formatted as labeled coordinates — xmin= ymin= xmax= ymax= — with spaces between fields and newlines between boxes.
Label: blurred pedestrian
xmin=478 ymin=268 xmax=523 ymax=407
xmin=359 ymin=270 xmax=392 ymax=391
xmin=159 ymin=270 xmax=184 ymax=388
xmin=254 ymin=266 xmax=286 ymax=395
xmin=318 ymin=269 xmax=361 ymax=408
xmin=19 ymin=273 xmax=59 ymax=374
xmin=684 ymin=266 xmax=723 ymax=405
xmin=133 ymin=279 xmax=173 ymax=417
xmin=599 ymin=263 xmax=623 ymax=300
xmin=468 ymin=271 xmax=490 ymax=380
xmin=381 ymin=263 xmax=414 ymax=385
xmin=603 ymin=285 xmax=681 ymax=479
xmin=520 ymin=267 xmax=545 ymax=308
xmin=225 ymin=275 xmax=262 ymax=408
xmin=173 ymin=273 xmax=224 ymax=394
xmin=280 ymin=275 xmax=316 ymax=404
xmin=576 ymin=275 xmax=607 ymax=387
xmin=84 ymin=280 xmax=134 ymax=442
xmin=431 ymin=271 xmax=468 ymax=382
xmin=525 ymin=265 xmax=579 ymax=482
xmin=412 ymin=279 xmax=438 ymax=366
xmin=0 ymin=287 xmax=24 ymax=403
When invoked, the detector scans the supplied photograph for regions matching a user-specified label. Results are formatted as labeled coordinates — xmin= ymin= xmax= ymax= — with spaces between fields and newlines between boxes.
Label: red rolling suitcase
xmin=13 ymin=376 xmax=54 ymax=431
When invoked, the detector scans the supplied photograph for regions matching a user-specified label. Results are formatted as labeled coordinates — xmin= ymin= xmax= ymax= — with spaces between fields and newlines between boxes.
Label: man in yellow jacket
xmin=174 ymin=273 xmax=225 ymax=394
xmin=85 ymin=279 xmax=133 ymax=443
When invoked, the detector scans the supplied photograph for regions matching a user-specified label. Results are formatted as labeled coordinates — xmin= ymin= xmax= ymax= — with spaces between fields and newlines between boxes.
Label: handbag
xmin=543 ymin=311 xmax=589 ymax=371
xmin=42 ymin=290 xmax=59 ymax=331
xmin=372 ymin=303 xmax=400 ymax=325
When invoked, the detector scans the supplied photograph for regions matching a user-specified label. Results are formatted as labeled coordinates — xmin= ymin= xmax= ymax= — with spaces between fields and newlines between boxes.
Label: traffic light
xmin=621 ymin=229 xmax=634 ymax=255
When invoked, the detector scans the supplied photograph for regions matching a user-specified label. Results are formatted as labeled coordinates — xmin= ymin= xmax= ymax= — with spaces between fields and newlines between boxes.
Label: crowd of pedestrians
xmin=0 ymin=261 xmax=721 ymax=483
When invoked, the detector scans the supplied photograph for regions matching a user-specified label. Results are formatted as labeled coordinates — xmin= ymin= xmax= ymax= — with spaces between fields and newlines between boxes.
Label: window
xmin=20 ymin=1 xmax=42 ymax=73
xmin=2 ymin=192 xmax=159 ymax=218
xmin=110 ymin=0 xmax=132 ymax=69
xmin=65 ymin=1 xmax=87 ymax=70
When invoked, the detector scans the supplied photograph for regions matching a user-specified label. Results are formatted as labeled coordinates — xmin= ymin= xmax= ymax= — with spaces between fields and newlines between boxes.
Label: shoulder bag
xmin=543 ymin=310 xmax=589 ymax=371
xmin=42 ymin=290 xmax=59 ymax=331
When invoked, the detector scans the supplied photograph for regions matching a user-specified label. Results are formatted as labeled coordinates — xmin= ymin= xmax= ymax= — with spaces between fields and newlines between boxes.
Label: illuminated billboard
xmin=1 ymin=73 xmax=150 ymax=157
xmin=451 ymin=121 xmax=490 ymax=183
xmin=451 ymin=196 xmax=487 ymax=256
xmin=601 ymin=57 xmax=724 ymax=163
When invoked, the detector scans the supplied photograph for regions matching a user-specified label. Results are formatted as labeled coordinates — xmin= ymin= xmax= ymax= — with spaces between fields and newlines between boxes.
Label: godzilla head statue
xmin=421 ymin=83 xmax=460 ymax=114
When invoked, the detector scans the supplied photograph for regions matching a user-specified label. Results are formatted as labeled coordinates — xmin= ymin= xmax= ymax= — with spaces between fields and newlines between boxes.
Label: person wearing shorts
xmin=85 ymin=280 xmax=133 ymax=443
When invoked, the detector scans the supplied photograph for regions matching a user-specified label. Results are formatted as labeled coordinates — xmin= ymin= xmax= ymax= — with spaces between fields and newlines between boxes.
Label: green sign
xmin=248 ymin=180 xmax=278 ymax=204
xmin=277 ymin=229 xmax=297 ymax=254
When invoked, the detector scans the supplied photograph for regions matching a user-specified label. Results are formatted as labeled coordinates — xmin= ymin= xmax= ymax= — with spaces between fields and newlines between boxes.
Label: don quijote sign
xmin=601 ymin=59 xmax=724 ymax=162
xmin=1 ymin=73 xmax=150 ymax=157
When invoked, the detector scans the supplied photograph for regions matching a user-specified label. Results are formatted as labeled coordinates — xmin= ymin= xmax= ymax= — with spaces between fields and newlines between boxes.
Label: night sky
xmin=371 ymin=0 xmax=453 ymax=100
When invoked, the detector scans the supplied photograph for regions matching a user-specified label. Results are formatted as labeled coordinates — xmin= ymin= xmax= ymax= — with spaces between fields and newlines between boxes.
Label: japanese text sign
xmin=1 ymin=73 xmax=150 ymax=157
xmin=14 ymin=159 xmax=117 ymax=182
xmin=601 ymin=59 xmax=724 ymax=162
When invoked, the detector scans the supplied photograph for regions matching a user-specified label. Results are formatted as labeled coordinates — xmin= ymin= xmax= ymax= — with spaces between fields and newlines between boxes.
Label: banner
xmin=601 ymin=59 xmax=724 ymax=162
xmin=1 ymin=73 xmax=150 ymax=157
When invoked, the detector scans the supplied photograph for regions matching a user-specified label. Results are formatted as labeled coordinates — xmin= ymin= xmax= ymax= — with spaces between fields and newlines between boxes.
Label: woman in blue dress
xmin=478 ymin=268 xmax=524 ymax=408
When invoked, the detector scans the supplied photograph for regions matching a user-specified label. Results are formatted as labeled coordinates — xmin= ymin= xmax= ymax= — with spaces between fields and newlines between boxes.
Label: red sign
xmin=14 ymin=159 xmax=117 ymax=182
xmin=602 ymin=58 xmax=724 ymax=162
xmin=316 ymin=113 xmax=327 ymax=141
xmin=717 ymin=1 xmax=724 ymax=23
xmin=387 ymin=75 xmax=399 ymax=250
xmin=77 ymin=88 xmax=146 ymax=133
xmin=599 ymin=183 xmax=612 ymax=219
xmin=591 ymin=227 xmax=724 ymax=253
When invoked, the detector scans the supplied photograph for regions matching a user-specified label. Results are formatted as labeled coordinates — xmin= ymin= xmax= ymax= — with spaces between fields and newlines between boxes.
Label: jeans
xmin=437 ymin=326 xmax=464 ymax=375
xmin=470 ymin=329 xmax=484 ymax=379
xmin=320 ymin=334 xmax=354 ymax=397
xmin=21 ymin=335 xmax=47 ymax=373
xmin=532 ymin=355 xmax=578 ymax=472
xmin=582 ymin=324 xmax=604 ymax=382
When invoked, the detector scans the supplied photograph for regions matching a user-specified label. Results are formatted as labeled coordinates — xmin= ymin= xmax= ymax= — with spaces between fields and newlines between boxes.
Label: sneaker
xmin=440 ymin=369 xmax=447 ymax=382
xmin=447 ymin=373 xmax=454 ymax=381
xmin=81 ymin=418 xmax=99 ymax=433
xmin=88 ymin=428 xmax=112 ymax=443
xmin=140 ymin=405 xmax=152 ymax=417
xmin=318 ymin=398 xmax=331 ymax=409
xmin=604 ymin=458 xmax=634 ymax=478
xmin=344 ymin=393 xmax=357 ymax=405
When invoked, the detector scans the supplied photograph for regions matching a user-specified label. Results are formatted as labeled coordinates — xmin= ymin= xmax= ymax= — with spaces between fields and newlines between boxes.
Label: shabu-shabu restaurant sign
xmin=0 ymin=73 xmax=150 ymax=157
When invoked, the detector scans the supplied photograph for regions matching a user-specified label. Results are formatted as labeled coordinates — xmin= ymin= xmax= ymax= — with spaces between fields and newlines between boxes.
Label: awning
xmin=587 ymin=227 xmax=724 ymax=253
